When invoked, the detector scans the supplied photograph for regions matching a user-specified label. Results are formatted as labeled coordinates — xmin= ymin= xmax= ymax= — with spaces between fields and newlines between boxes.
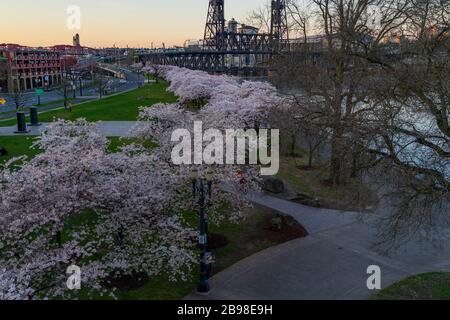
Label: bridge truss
xmin=140 ymin=0 xmax=289 ymax=75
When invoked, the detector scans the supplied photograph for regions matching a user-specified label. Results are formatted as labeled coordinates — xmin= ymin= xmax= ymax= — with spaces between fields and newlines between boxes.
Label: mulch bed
xmin=261 ymin=213 xmax=309 ymax=242
xmin=207 ymin=233 xmax=230 ymax=250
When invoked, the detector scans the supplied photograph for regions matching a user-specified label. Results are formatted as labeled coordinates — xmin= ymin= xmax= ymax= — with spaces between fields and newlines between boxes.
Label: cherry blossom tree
xmin=0 ymin=119 xmax=196 ymax=299
xmin=1 ymin=66 xmax=286 ymax=300
xmin=131 ymin=103 xmax=262 ymax=225
xmin=153 ymin=66 xmax=285 ymax=128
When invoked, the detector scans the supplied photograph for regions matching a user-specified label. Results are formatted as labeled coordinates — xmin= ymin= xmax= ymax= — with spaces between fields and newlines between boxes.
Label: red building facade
xmin=0 ymin=44 xmax=63 ymax=93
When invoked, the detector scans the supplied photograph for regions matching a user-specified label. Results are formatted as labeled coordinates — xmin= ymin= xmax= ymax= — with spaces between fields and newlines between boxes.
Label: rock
xmin=0 ymin=147 xmax=7 ymax=157
xmin=263 ymin=177 xmax=285 ymax=194
xmin=295 ymin=192 xmax=315 ymax=201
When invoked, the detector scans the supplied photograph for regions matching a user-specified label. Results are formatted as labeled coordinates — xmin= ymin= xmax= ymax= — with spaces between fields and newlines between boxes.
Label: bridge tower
xmin=270 ymin=0 xmax=289 ymax=50
xmin=204 ymin=0 xmax=225 ymax=50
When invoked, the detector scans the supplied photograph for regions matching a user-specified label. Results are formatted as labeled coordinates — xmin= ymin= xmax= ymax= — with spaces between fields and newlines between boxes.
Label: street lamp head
xmin=205 ymin=170 xmax=214 ymax=183
xmin=190 ymin=169 xmax=199 ymax=180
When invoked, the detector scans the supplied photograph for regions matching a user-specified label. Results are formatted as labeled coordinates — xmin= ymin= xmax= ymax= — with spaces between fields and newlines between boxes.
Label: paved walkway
xmin=0 ymin=121 xmax=139 ymax=137
xmin=187 ymin=193 xmax=450 ymax=300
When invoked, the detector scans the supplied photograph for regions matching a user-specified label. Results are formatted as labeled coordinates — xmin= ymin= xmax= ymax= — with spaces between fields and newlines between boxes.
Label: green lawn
xmin=0 ymin=136 xmax=156 ymax=165
xmin=374 ymin=273 xmax=450 ymax=300
xmin=0 ymin=136 xmax=41 ymax=165
xmin=0 ymin=82 xmax=176 ymax=127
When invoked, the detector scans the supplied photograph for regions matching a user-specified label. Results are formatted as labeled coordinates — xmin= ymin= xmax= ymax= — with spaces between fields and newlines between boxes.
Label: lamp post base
xmin=197 ymin=282 xmax=211 ymax=294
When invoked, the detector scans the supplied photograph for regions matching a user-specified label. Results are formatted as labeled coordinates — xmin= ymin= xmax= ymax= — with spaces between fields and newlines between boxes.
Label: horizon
xmin=0 ymin=0 xmax=265 ymax=48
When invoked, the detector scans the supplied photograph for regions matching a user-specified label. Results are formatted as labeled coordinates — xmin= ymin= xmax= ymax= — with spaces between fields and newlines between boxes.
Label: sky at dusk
xmin=0 ymin=0 xmax=266 ymax=48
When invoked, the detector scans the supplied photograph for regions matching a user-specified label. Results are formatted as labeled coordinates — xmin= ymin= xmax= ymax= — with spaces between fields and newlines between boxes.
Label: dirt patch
xmin=290 ymin=186 xmax=378 ymax=212
xmin=103 ymin=271 xmax=150 ymax=291
xmin=261 ymin=213 xmax=309 ymax=242
xmin=208 ymin=234 xmax=230 ymax=250
xmin=291 ymin=192 xmax=349 ymax=211
xmin=296 ymin=164 xmax=317 ymax=171
xmin=210 ymin=205 xmax=308 ymax=276
xmin=243 ymin=207 xmax=308 ymax=245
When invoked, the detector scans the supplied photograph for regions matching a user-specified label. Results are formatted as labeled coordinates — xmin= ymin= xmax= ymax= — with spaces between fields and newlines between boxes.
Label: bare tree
xmin=270 ymin=97 xmax=329 ymax=166
xmin=374 ymin=0 xmax=449 ymax=185
xmin=92 ymin=69 xmax=110 ymax=99
xmin=125 ymin=48 xmax=137 ymax=66
xmin=270 ymin=0 xmax=449 ymax=243
xmin=294 ymin=98 xmax=330 ymax=169
xmin=247 ymin=0 xmax=313 ymax=39
xmin=145 ymin=63 xmax=164 ymax=83
xmin=273 ymin=0 xmax=411 ymax=185
xmin=57 ymin=74 xmax=74 ymax=111
xmin=12 ymin=84 xmax=28 ymax=111
xmin=364 ymin=0 xmax=450 ymax=242
xmin=287 ymin=0 xmax=313 ymax=43
xmin=246 ymin=1 xmax=272 ymax=32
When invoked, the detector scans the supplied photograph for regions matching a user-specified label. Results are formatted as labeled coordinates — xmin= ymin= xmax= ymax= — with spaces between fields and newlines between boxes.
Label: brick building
xmin=0 ymin=44 xmax=63 ymax=93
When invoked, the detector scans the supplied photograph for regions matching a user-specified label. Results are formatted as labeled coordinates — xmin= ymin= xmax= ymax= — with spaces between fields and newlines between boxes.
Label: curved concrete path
xmin=187 ymin=193 xmax=450 ymax=300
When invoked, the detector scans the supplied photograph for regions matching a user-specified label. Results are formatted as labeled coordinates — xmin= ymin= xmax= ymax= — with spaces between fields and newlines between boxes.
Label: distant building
xmin=52 ymin=44 xmax=97 ymax=56
xmin=227 ymin=18 xmax=238 ymax=33
xmin=239 ymin=24 xmax=259 ymax=35
xmin=0 ymin=44 xmax=62 ymax=93
xmin=185 ymin=40 xmax=203 ymax=50
xmin=73 ymin=33 xmax=81 ymax=47
xmin=227 ymin=22 xmax=260 ymax=69
xmin=382 ymin=33 xmax=403 ymax=45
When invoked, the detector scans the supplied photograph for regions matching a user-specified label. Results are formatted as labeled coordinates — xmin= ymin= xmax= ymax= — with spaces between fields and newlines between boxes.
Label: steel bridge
xmin=139 ymin=0 xmax=289 ymax=75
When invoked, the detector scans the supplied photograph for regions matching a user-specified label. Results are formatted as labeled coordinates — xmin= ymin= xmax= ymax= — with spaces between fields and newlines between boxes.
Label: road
xmin=0 ymin=64 xmax=144 ymax=114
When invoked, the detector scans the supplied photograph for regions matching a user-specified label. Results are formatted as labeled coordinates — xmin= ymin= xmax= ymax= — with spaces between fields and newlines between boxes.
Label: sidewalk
xmin=186 ymin=193 xmax=450 ymax=300
xmin=0 ymin=121 xmax=139 ymax=137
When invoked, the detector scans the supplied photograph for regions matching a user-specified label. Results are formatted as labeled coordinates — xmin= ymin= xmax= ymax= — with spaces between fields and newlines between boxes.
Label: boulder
xmin=263 ymin=177 xmax=285 ymax=194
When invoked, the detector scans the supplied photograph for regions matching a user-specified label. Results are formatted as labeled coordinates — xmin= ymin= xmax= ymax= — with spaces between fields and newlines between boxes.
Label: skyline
xmin=0 ymin=0 xmax=265 ymax=48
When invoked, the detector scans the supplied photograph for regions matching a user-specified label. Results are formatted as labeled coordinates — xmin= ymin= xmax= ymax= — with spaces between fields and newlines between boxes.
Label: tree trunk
xmin=351 ymin=151 xmax=359 ymax=179
xmin=308 ymin=143 xmax=314 ymax=169
xmin=291 ymin=134 xmax=297 ymax=157
xmin=329 ymin=128 xmax=343 ymax=185
xmin=56 ymin=231 xmax=62 ymax=248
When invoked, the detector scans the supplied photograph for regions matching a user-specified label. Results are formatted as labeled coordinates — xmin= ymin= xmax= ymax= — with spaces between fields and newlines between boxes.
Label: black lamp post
xmin=191 ymin=169 xmax=214 ymax=294
xmin=79 ymin=77 xmax=83 ymax=96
